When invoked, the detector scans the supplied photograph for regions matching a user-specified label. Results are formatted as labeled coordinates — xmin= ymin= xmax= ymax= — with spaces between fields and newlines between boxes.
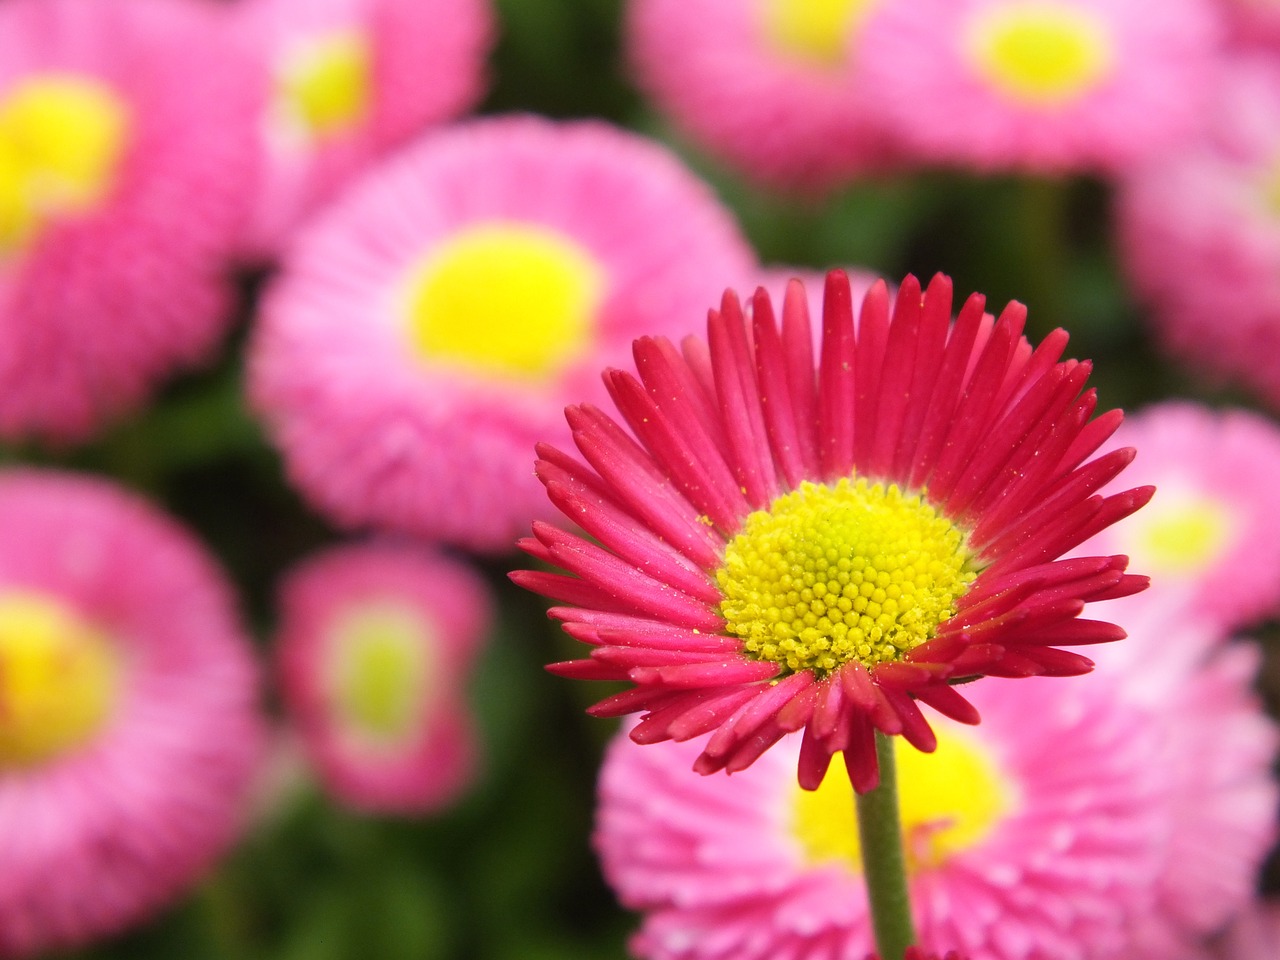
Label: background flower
xmin=0 ymin=469 xmax=265 ymax=958
xmin=274 ymin=540 xmax=492 ymax=813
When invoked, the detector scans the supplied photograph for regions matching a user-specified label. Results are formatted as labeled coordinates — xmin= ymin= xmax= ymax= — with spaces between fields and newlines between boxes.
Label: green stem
xmin=856 ymin=731 xmax=916 ymax=960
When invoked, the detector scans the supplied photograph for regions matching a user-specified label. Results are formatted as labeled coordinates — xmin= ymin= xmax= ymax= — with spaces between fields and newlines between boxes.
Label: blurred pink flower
xmin=1210 ymin=899 xmax=1280 ymax=960
xmin=233 ymin=0 xmax=493 ymax=259
xmin=1119 ymin=56 xmax=1280 ymax=407
xmin=0 ymin=469 xmax=265 ymax=957
xmin=1069 ymin=401 xmax=1280 ymax=631
xmin=625 ymin=0 xmax=899 ymax=192
xmin=250 ymin=114 xmax=756 ymax=552
xmin=596 ymin=609 xmax=1276 ymax=960
xmin=0 ymin=0 xmax=259 ymax=442
xmin=857 ymin=0 xmax=1223 ymax=174
xmin=274 ymin=540 xmax=491 ymax=813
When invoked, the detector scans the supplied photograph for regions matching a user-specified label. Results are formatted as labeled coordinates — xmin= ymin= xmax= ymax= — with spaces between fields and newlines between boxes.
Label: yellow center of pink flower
xmin=793 ymin=725 xmax=1010 ymax=872
xmin=0 ymin=591 xmax=121 ymax=767
xmin=965 ymin=2 xmax=1113 ymax=107
xmin=717 ymin=478 xmax=976 ymax=678
xmin=0 ymin=74 xmax=129 ymax=253
xmin=329 ymin=602 xmax=437 ymax=747
xmin=404 ymin=222 xmax=604 ymax=383
xmin=1126 ymin=490 xmax=1236 ymax=578
xmin=760 ymin=0 xmax=879 ymax=66
xmin=276 ymin=30 xmax=371 ymax=139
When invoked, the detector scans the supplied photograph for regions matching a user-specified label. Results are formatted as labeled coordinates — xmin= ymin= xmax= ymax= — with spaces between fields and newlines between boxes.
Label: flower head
xmin=624 ymin=0 xmax=898 ymax=192
xmin=515 ymin=271 xmax=1151 ymax=792
xmin=274 ymin=540 xmax=492 ymax=813
xmin=251 ymin=114 xmax=755 ymax=552
xmin=594 ymin=612 xmax=1275 ymax=960
xmin=0 ymin=469 xmax=264 ymax=956
xmin=0 ymin=0 xmax=259 ymax=442
xmin=234 ymin=0 xmax=494 ymax=258
xmin=855 ymin=0 xmax=1222 ymax=174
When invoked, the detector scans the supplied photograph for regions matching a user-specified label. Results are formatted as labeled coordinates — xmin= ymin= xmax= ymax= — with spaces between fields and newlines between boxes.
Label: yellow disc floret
xmin=717 ymin=478 xmax=976 ymax=677
xmin=276 ymin=30 xmax=371 ymax=139
xmin=404 ymin=222 xmax=603 ymax=383
xmin=965 ymin=2 xmax=1113 ymax=107
xmin=0 ymin=591 xmax=121 ymax=767
xmin=793 ymin=724 xmax=1011 ymax=872
xmin=330 ymin=602 xmax=437 ymax=747
xmin=1128 ymin=491 xmax=1236 ymax=578
xmin=0 ymin=74 xmax=129 ymax=253
xmin=760 ymin=0 xmax=880 ymax=67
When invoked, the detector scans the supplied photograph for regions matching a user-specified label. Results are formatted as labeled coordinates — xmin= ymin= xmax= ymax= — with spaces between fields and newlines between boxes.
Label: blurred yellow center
xmin=1263 ymin=160 xmax=1280 ymax=217
xmin=717 ymin=478 xmax=976 ymax=678
xmin=966 ymin=2 xmax=1113 ymax=106
xmin=0 ymin=592 xmax=120 ymax=767
xmin=0 ymin=75 xmax=128 ymax=252
xmin=405 ymin=223 xmax=603 ymax=382
xmin=761 ymin=0 xmax=878 ymax=66
xmin=793 ymin=726 xmax=1009 ymax=872
xmin=277 ymin=30 xmax=371 ymax=138
xmin=331 ymin=603 xmax=436 ymax=746
xmin=1130 ymin=494 xmax=1236 ymax=578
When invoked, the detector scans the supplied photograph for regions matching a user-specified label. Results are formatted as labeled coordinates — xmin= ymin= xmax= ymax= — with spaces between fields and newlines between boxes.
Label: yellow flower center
xmin=760 ymin=0 xmax=879 ymax=66
xmin=965 ymin=2 xmax=1113 ymax=107
xmin=329 ymin=602 xmax=437 ymax=747
xmin=1127 ymin=492 xmax=1236 ymax=578
xmin=0 ymin=591 xmax=121 ymax=767
xmin=717 ymin=478 xmax=976 ymax=677
xmin=1262 ymin=158 xmax=1280 ymax=218
xmin=0 ymin=74 xmax=129 ymax=253
xmin=793 ymin=725 xmax=1010 ymax=872
xmin=276 ymin=30 xmax=371 ymax=139
xmin=403 ymin=222 xmax=603 ymax=383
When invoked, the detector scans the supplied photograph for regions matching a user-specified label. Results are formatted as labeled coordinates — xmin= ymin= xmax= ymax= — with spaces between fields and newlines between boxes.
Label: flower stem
xmin=855 ymin=731 xmax=916 ymax=960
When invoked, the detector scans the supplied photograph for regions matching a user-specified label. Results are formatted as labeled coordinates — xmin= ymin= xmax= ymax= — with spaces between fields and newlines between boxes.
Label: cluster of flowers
xmin=0 ymin=0 xmax=1278 ymax=958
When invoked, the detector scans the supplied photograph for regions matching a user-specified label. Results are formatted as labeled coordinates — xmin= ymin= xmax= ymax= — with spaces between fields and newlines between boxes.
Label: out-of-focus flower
xmin=1119 ymin=55 xmax=1280 ymax=408
xmin=856 ymin=0 xmax=1222 ymax=174
xmin=625 ymin=0 xmax=898 ymax=192
xmin=0 ymin=0 xmax=258 ymax=443
xmin=1221 ymin=0 xmax=1280 ymax=48
xmin=595 ymin=611 xmax=1276 ymax=960
xmin=233 ymin=0 xmax=493 ymax=259
xmin=515 ymin=270 xmax=1150 ymax=793
xmin=275 ymin=540 xmax=491 ymax=813
xmin=1070 ymin=402 xmax=1280 ymax=631
xmin=250 ymin=114 xmax=756 ymax=552
xmin=0 ymin=469 xmax=265 ymax=958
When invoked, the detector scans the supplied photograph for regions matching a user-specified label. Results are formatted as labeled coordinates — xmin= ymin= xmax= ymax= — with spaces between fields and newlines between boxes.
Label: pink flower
xmin=624 ymin=0 xmax=899 ymax=192
xmin=1211 ymin=900 xmax=1280 ymax=960
xmin=514 ymin=270 xmax=1150 ymax=793
xmin=274 ymin=540 xmax=491 ymax=813
xmin=856 ymin=0 xmax=1223 ymax=174
xmin=595 ymin=609 xmax=1276 ymax=960
xmin=0 ymin=469 xmax=265 ymax=957
xmin=233 ymin=0 xmax=493 ymax=258
xmin=1119 ymin=55 xmax=1280 ymax=408
xmin=0 ymin=0 xmax=259 ymax=442
xmin=1069 ymin=401 xmax=1280 ymax=631
xmin=250 ymin=114 xmax=756 ymax=552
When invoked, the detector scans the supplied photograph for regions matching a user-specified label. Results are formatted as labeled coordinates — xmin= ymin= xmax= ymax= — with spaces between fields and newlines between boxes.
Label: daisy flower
xmin=0 ymin=0 xmax=259 ymax=442
xmin=233 ymin=0 xmax=493 ymax=258
xmin=514 ymin=270 xmax=1151 ymax=793
xmin=1069 ymin=402 xmax=1280 ymax=631
xmin=0 ymin=469 xmax=264 ymax=957
xmin=250 ymin=114 xmax=756 ymax=552
xmin=1119 ymin=56 xmax=1280 ymax=407
xmin=625 ymin=0 xmax=898 ymax=192
xmin=595 ymin=614 xmax=1276 ymax=960
xmin=274 ymin=540 xmax=492 ymax=813
xmin=855 ymin=0 xmax=1222 ymax=174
